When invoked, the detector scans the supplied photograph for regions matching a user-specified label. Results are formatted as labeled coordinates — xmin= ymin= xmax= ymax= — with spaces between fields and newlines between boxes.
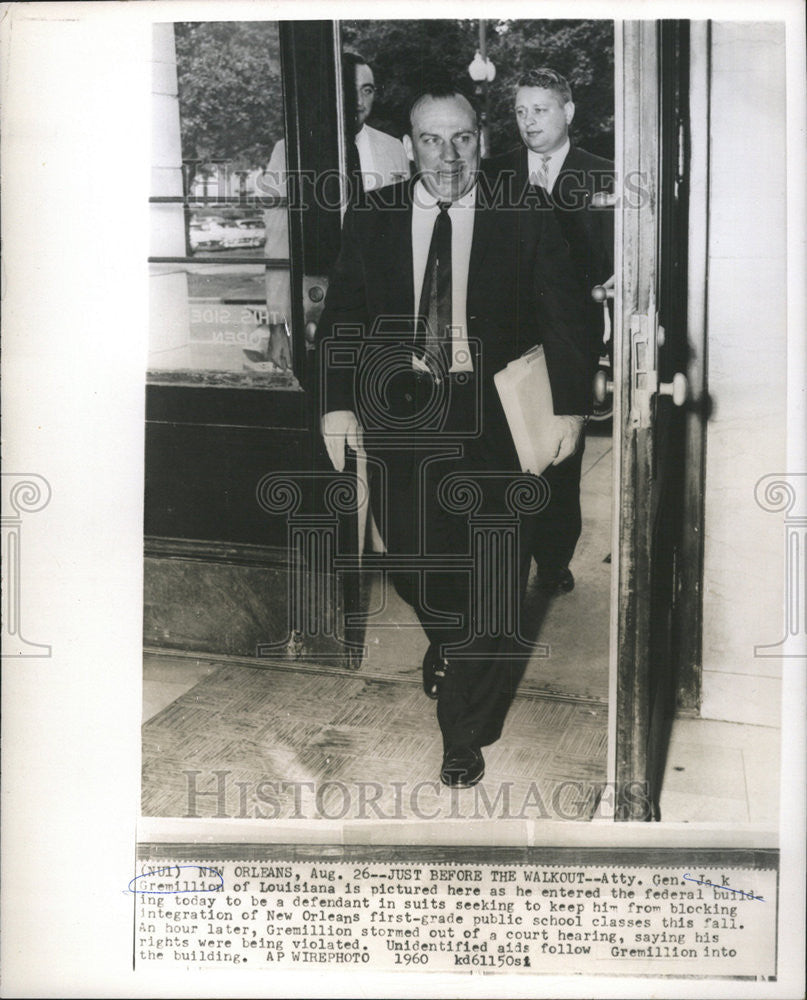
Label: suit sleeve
xmin=533 ymin=209 xmax=598 ymax=415
xmin=591 ymin=162 xmax=615 ymax=281
xmin=315 ymin=208 xmax=369 ymax=416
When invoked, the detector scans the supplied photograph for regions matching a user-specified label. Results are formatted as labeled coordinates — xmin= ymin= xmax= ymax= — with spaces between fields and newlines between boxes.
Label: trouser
xmin=366 ymin=372 xmax=533 ymax=750
xmin=528 ymin=441 xmax=585 ymax=573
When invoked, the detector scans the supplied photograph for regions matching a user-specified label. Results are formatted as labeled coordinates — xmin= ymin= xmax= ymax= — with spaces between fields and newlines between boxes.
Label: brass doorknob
xmin=593 ymin=370 xmax=614 ymax=404
xmin=659 ymin=372 xmax=688 ymax=406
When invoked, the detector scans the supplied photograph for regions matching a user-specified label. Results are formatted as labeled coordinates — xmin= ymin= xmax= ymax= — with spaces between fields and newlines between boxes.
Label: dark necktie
xmin=415 ymin=201 xmax=452 ymax=374
xmin=346 ymin=138 xmax=364 ymax=202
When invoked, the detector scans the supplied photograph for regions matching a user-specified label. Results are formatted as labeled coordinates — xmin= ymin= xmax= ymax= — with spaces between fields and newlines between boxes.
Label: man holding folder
xmin=317 ymin=82 xmax=592 ymax=788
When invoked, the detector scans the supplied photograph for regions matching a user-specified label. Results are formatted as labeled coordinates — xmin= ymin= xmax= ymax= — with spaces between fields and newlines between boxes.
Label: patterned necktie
xmin=416 ymin=202 xmax=452 ymax=374
xmin=531 ymin=154 xmax=551 ymax=191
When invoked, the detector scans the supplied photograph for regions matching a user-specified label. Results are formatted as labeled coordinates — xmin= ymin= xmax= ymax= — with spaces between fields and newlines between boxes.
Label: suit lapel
xmin=518 ymin=146 xmax=530 ymax=194
xmin=396 ymin=190 xmax=415 ymax=313
xmin=550 ymin=144 xmax=582 ymax=196
xmin=471 ymin=151 xmax=522 ymax=287
xmin=371 ymin=180 xmax=415 ymax=315
xmin=469 ymin=186 xmax=496 ymax=288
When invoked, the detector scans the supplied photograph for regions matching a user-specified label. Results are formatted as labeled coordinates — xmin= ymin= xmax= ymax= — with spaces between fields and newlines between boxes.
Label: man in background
xmin=264 ymin=52 xmax=409 ymax=367
xmin=342 ymin=50 xmax=410 ymax=194
xmin=485 ymin=67 xmax=614 ymax=595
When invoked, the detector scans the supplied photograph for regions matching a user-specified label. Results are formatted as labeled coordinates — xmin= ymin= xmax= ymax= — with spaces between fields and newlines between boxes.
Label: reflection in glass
xmin=261 ymin=139 xmax=292 ymax=331
xmin=149 ymin=264 xmax=293 ymax=375
xmin=149 ymin=21 xmax=293 ymax=380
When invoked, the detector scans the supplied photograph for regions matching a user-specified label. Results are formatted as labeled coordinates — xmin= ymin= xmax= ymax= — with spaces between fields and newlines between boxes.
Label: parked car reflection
xmin=189 ymin=216 xmax=266 ymax=253
xmin=222 ymin=218 xmax=266 ymax=249
xmin=189 ymin=217 xmax=228 ymax=252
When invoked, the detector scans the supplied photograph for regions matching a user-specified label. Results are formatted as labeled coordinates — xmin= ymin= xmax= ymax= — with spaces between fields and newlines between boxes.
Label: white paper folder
xmin=494 ymin=345 xmax=558 ymax=477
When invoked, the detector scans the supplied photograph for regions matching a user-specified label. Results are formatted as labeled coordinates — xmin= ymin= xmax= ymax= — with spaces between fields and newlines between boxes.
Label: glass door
xmin=146 ymin=20 xmax=342 ymax=546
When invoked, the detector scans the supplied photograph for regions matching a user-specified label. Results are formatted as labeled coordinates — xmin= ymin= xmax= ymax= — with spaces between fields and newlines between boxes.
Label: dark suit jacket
xmin=317 ymin=175 xmax=594 ymax=456
xmin=484 ymin=144 xmax=614 ymax=352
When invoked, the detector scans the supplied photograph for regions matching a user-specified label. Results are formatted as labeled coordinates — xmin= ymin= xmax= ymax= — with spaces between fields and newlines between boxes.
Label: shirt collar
xmin=529 ymin=137 xmax=570 ymax=168
xmin=413 ymin=178 xmax=477 ymax=209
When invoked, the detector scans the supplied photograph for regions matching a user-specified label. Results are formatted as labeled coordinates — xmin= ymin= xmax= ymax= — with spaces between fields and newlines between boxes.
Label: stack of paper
xmin=494 ymin=345 xmax=558 ymax=477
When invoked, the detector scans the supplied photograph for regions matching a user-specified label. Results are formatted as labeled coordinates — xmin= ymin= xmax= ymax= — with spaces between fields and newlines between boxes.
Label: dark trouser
xmin=367 ymin=373 xmax=533 ymax=751
xmin=528 ymin=440 xmax=585 ymax=574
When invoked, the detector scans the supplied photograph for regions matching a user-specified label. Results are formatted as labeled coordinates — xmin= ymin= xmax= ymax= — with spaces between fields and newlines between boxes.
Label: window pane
xmin=189 ymin=206 xmax=267 ymax=259
xmin=149 ymin=263 xmax=297 ymax=382
xmin=149 ymin=21 xmax=293 ymax=381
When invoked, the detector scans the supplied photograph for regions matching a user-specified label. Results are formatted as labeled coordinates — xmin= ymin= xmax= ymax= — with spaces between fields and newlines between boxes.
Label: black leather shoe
xmin=538 ymin=566 xmax=575 ymax=595
xmin=422 ymin=644 xmax=449 ymax=700
xmin=440 ymin=746 xmax=485 ymax=788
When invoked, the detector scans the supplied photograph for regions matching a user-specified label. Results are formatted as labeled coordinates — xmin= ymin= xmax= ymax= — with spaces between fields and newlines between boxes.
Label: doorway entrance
xmin=142 ymin=17 xmax=704 ymax=824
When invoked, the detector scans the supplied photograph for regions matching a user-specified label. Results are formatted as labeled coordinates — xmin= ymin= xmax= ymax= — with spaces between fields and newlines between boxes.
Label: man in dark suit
xmin=485 ymin=68 xmax=614 ymax=595
xmin=317 ymin=84 xmax=592 ymax=788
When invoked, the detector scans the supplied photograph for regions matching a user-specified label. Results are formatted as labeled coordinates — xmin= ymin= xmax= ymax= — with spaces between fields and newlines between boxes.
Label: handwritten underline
xmin=682 ymin=873 xmax=764 ymax=901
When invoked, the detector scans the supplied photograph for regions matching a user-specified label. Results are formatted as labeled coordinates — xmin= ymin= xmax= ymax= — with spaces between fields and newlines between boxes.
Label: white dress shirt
xmin=264 ymin=129 xmax=409 ymax=197
xmin=528 ymin=137 xmax=570 ymax=192
xmin=354 ymin=125 xmax=410 ymax=191
xmin=411 ymin=180 xmax=476 ymax=372
xmin=354 ymin=125 xmax=377 ymax=185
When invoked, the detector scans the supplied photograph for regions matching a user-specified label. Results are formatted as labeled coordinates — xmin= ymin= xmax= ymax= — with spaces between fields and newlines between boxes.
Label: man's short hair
xmin=407 ymin=79 xmax=478 ymax=128
xmin=341 ymin=51 xmax=372 ymax=133
xmin=516 ymin=68 xmax=573 ymax=105
xmin=342 ymin=50 xmax=371 ymax=74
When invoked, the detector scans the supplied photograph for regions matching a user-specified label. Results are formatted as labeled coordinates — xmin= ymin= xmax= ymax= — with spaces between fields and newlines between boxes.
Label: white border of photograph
xmin=1 ymin=1 xmax=804 ymax=997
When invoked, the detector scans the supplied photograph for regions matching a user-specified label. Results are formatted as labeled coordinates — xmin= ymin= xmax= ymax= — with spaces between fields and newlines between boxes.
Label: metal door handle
xmin=593 ymin=370 xmax=614 ymax=404
xmin=591 ymin=283 xmax=614 ymax=302
xmin=658 ymin=372 xmax=687 ymax=406
xmin=303 ymin=275 xmax=328 ymax=351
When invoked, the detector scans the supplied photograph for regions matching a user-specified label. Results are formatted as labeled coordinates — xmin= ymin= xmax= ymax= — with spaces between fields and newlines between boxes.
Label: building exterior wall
xmin=150 ymin=24 xmax=190 ymax=362
xmin=700 ymin=22 xmax=787 ymax=726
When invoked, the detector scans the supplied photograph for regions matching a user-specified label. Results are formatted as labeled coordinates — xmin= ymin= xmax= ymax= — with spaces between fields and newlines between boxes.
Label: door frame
xmin=677 ymin=19 xmax=710 ymax=713
xmin=607 ymin=18 xmax=660 ymax=821
xmin=606 ymin=19 xmax=709 ymax=818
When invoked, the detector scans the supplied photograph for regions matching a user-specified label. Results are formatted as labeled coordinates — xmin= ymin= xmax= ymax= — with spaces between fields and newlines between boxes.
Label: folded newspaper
xmin=494 ymin=344 xmax=558 ymax=477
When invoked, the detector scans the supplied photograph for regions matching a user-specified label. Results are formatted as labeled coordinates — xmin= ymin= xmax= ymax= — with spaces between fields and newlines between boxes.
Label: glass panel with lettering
xmin=149 ymin=21 xmax=295 ymax=385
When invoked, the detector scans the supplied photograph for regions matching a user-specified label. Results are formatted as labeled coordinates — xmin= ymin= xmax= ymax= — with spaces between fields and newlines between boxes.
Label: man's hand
xmin=267 ymin=325 xmax=292 ymax=371
xmin=321 ymin=410 xmax=364 ymax=472
xmin=551 ymin=415 xmax=586 ymax=465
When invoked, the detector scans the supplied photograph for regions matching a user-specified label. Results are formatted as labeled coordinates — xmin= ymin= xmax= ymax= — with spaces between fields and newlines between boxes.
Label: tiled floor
xmin=142 ymin=658 xmax=608 ymax=820
xmin=328 ymin=429 xmax=613 ymax=702
xmin=143 ymin=655 xmax=780 ymax=826
xmin=142 ymin=426 xmax=780 ymax=827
